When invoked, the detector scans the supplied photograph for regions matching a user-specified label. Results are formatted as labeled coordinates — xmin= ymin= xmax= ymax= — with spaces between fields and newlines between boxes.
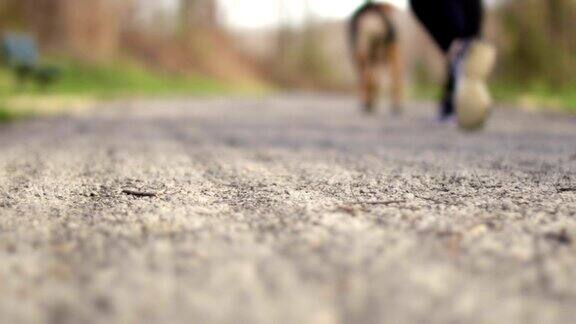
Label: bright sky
xmin=155 ymin=0 xmax=497 ymax=29
xmin=143 ymin=0 xmax=409 ymax=29
xmin=218 ymin=0 xmax=408 ymax=28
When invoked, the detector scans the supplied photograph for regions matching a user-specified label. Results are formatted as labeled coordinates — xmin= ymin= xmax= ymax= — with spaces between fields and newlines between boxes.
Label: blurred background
xmin=0 ymin=0 xmax=575 ymax=120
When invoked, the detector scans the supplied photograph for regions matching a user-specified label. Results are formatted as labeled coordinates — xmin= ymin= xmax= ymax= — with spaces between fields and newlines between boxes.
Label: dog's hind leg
xmin=387 ymin=42 xmax=404 ymax=115
xmin=360 ymin=63 xmax=379 ymax=114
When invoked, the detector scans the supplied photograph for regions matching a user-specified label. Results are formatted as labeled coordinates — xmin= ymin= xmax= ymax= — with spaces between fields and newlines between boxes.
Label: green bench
xmin=1 ymin=32 xmax=60 ymax=89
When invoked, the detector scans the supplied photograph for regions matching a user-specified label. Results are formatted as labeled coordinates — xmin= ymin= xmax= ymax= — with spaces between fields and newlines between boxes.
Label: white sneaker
xmin=454 ymin=41 xmax=497 ymax=131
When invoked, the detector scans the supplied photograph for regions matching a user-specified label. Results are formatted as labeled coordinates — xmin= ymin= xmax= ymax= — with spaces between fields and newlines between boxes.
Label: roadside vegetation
xmin=0 ymin=0 xmax=269 ymax=122
xmin=0 ymin=59 xmax=246 ymax=119
xmin=0 ymin=102 xmax=17 ymax=121
xmin=489 ymin=0 xmax=576 ymax=113
xmin=492 ymin=84 xmax=576 ymax=113
xmin=413 ymin=82 xmax=576 ymax=114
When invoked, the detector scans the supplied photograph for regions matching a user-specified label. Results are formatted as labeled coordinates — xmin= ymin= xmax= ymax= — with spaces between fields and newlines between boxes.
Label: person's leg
xmin=410 ymin=0 xmax=485 ymax=120
xmin=441 ymin=65 xmax=457 ymax=117
xmin=410 ymin=0 xmax=483 ymax=52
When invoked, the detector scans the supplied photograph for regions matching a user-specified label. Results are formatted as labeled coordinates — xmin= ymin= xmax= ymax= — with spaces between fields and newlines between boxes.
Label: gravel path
xmin=1 ymin=96 xmax=575 ymax=324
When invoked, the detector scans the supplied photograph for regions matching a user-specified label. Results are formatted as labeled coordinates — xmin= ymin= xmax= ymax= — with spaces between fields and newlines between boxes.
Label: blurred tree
xmin=180 ymin=0 xmax=218 ymax=34
xmin=55 ymin=0 xmax=124 ymax=61
xmin=273 ymin=0 xmax=298 ymax=84
xmin=298 ymin=0 xmax=334 ymax=86
xmin=499 ymin=0 xmax=576 ymax=87
xmin=1 ymin=0 xmax=132 ymax=62
xmin=270 ymin=0 xmax=336 ymax=88
xmin=275 ymin=0 xmax=289 ymax=57
xmin=0 ymin=0 xmax=26 ymax=32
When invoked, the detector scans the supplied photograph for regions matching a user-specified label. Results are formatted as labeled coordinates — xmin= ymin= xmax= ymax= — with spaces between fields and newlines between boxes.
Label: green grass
xmin=0 ymin=105 xmax=31 ymax=121
xmin=44 ymin=60 xmax=231 ymax=98
xmin=492 ymin=82 xmax=576 ymax=113
xmin=0 ymin=59 xmax=249 ymax=121
xmin=0 ymin=59 xmax=232 ymax=98
xmin=0 ymin=105 xmax=14 ymax=121
xmin=411 ymin=80 xmax=576 ymax=114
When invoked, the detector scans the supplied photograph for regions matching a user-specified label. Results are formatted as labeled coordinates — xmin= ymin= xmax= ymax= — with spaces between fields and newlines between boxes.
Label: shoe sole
xmin=455 ymin=41 xmax=497 ymax=131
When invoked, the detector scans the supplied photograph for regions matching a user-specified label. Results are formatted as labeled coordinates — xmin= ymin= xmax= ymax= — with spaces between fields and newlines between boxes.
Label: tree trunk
xmin=180 ymin=0 xmax=218 ymax=34
xmin=14 ymin=0 xmax=124 ymax=62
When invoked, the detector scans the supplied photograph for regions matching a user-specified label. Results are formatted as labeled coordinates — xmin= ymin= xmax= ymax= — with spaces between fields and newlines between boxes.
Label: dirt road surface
xmin=1 ymin=96 xmax=575 ymax=324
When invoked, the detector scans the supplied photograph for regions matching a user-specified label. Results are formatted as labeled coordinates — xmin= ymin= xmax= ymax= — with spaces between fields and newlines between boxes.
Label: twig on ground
xmin=414 ymin=194 xmax=445 ymax=205
xmin=348 ymin=200 xmax=406 ymax=206
xmin=335 ymin=200 xmax=406 ymax=216
xmin=122 ymin=189 xmax=158 ymax=198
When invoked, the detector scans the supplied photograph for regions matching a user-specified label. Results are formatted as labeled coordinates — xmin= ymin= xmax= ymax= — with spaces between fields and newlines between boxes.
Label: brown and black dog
xmin=350 ymin=2 xmax=403 ymax=114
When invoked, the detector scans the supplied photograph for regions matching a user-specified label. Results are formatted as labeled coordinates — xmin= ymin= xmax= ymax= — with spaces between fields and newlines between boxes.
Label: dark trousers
xmin=410 ymin=0 xmax=484 ymax=117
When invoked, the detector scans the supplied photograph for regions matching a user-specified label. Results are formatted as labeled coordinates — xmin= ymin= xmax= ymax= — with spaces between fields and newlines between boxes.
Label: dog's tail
xmin=350 ymin=3 xmax=396 ymax=64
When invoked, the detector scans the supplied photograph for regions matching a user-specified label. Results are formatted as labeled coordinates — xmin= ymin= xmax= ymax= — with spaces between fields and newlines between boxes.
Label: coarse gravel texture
xmin=0 ymin=96 xmax=575 ymax=324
